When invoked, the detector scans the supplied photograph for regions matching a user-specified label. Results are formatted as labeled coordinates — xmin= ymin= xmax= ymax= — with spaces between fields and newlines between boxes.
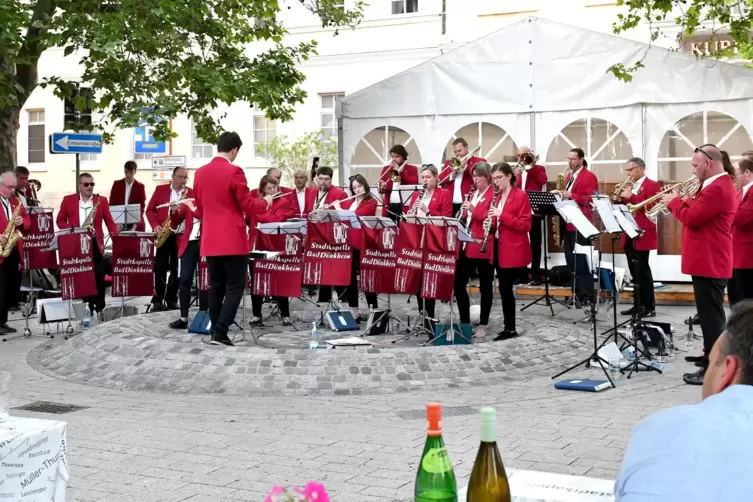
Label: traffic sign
xmin=151 ymin=156 xmax=186 ymax=169
xmin=49 ymin=133 xmax=103 ymax=154
xmin=134 ymin=124 xmax=166 ymax=154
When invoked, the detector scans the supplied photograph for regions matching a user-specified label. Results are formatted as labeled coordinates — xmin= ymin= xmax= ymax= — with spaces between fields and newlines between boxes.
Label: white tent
xmin=338 ymin=16 xmax=753 ymax=282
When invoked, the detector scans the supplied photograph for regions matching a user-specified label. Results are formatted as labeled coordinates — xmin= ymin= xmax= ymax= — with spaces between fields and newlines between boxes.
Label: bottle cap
xmin=480 ymin=407 xmax=496 ymax=424
xmin=426 ymin=403 xmax=442 ymax=436
xmin=479 ymin=407 xmax=497 ymax=442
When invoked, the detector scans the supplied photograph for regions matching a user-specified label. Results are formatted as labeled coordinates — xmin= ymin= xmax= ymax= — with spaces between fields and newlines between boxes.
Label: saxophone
xmin=82 ymin=196 xmax=100 ymax=230
xmin=552 ymin=172 xmax=566 ymax=247
xmin=479 ymin=187 xmax=500 ymax=254
xmin=155 ymin=188 xmax=186 ymax=248
xmin=0 ymin=197 xmax=24 ymax=258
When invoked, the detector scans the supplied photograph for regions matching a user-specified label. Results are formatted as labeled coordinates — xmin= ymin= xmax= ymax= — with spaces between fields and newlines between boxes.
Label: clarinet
xmin=408 ymin=184 xmax=427 ymax=216
xmin=455 ymin=186 xmax=476 ymax=221
xmin=479 ymin=187 xmax=500 ymax=254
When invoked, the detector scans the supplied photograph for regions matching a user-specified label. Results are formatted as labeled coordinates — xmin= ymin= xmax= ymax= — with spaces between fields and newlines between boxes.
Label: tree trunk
xmin=0 ymin=106 xmax=20 ymax=170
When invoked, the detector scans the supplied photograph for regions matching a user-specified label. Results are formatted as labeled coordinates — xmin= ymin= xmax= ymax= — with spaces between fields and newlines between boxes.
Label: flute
xmin=272 ymin=191 xmax=294 ymax=200
xmin=321 ymin=192 xmax=361 ymax=209
xmin=155 ymin=198 xmax=195 ymax=209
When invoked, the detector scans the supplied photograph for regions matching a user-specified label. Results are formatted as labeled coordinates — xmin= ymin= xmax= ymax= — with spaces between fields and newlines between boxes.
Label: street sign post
xmin=49 ymin=132 xmax=104 ymax=192
xmin=151 ymin=156 xmax=187 ymax=181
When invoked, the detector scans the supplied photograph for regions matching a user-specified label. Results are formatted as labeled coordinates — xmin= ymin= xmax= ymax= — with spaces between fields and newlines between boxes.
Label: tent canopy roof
xmin=340 ymin=17 xmax=753 ymax=119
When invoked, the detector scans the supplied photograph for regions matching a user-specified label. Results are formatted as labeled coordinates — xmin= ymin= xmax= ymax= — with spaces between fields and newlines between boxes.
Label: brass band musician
xmin=513 ymin=147 xmax=547 ymax=285
xmin=439 ymin=137 xmax=485 ymax=216
xmin=0 ymin=172 xmax=30 ymax=335
xmin=378 ymin=145 xmax=418 ymax=222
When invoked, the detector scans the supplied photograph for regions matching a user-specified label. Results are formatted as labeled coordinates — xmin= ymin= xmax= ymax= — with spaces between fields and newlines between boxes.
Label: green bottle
xmin=466 ymin=407 xmax=511 ymax=502
xmin=415 ymin=403 xmax=458 ymax=502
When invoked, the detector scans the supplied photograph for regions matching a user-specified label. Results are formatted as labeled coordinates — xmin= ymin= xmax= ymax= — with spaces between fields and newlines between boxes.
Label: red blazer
xmin=516 ymin=164 xmax=548 ymax=193
xmin=170 ymin=204 xmax=200 ymax=258
xmin=620 ymin=178 xmax=661 ymax=251
xmin=493 ymin=187 xmax=532 ymax=269
xmin=342 ymin=196 xmax=379 ymax=250
xmin=732 ymin=187 xmax=753 ymax=269
xmin=461 ymin=187 xmax=496 ymax=261
xmin=289 ymin=188 xmax=308 ymax=218
xmin=109 ymin=178 xmax=146 ymax=231
xmin=0 ymin=197 xmax=31 ymax=265
xmin=667 ymin=174 xmax=737 ymax=279
xmin=406 ymin=187 xmax=453 ymax=217
xmin=439 ymin=157 xmax=485 ymax=201
xmin=146 ymin=185 xmax=193 ymax=231
xmin=56 ymin=194 xmax=118 ymax=253
xmin=194 ymin=157 xmax=267 ymax=257
xmin=564 ymin=168 xmax=599 ymax=232
xmin=247 ymin=195 xmax=296 ymax=251
xmin=379 ymin=164 xmax=419 ymax=204
xmin=305 ymin=186 xmax=347 ymax=213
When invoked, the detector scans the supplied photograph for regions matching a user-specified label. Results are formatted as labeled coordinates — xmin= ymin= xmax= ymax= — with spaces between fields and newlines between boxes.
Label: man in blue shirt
xmin=615 ymin=300 xmax=753 ymax=501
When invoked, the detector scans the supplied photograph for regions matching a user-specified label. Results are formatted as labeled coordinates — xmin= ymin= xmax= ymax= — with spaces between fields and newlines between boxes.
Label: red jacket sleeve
xmin=171 ymin=204 xmax=188 ymax=228
xmin=734 ymin=194 xmax=753 ymax=231
xmin=533 ymin=166 xmax=548 ymax=187
xmin=500 ymin=192 xmax=533 ymax=233
xmin=145 ymin=187 xmax=161 ymax=229
xmin=234 ymin=167 xmax=267 ymax=216
xmin=19 ymin=203 xmax=30 ymax=231
xmin=667 ymin=183 xmax=725 ymax=230
xmin=438 ymin=190 xmax=452 ymax=217
xmin=101 ymin=197 xmax=119 ymax=235
xmin=403 ymin=165 xmax=419 ymax=185
xmin=571 ymin=171 xmax=598 ymax=206
xmin=57 ymin=198 xmax=72 ymax=230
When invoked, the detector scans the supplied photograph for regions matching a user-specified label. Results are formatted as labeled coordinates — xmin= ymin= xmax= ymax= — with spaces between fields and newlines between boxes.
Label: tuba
xmin=0 ymin=197 xmax=24 ymax=258
xmin=155 ymin=188 xmax=186 ymax=248
xmin=628 ymin=175 xmax=699 ymax=223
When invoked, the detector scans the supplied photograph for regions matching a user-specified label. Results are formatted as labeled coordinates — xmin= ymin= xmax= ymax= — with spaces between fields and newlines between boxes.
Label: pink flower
xmin=299 ymin=482 xmax=330 ymax=502
xmin=264 ymin=485 xmax=291 ymax=502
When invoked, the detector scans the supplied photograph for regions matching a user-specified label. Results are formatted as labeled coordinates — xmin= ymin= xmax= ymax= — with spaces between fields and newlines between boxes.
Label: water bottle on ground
xmin=668 ymin=331 xmax=675 ymax=360
xmin=83 ymin=306 xmax=91 ymax=329
xmin=309 ymin=322 xmax=319 ymax=349
xmin=686 ymin=321 xmax=694 ymax=353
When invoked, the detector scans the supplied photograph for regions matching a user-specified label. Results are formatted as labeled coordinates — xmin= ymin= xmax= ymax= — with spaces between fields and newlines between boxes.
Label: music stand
xmin=111 ymin=231 xmax=154 ymax=319
xmin=521 ymin=191 xmax=569 ymax=315
xmin=383 ymin=185 xmax=421 ymax=223
xmin=550 ymin=205 xmax=615 ymax=388
xmin=110 ymin=204 xmax=142 ymax=231
xmin=45 ymin=227 xmax=90 ymax=336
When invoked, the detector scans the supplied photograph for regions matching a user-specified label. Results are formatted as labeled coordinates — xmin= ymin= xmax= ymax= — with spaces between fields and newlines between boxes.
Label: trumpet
xmin=611 ymin=176 xmax=634 ymax=202
xmin=515 ymin=152 xmax=540 ymax=172
xmin=628 ymin=175 xmax=699 ymax=223
xmin=440 ymin=145 xmax=481 ymax=185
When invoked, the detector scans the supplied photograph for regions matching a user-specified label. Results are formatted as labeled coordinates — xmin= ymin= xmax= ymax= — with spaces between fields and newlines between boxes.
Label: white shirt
xmin=465 ymin=186 xmax=491 ymax=228
xmin=389 ymin=181 xmax=402 ymax=204
xmin=453 ymin=168 xmax=465 ymax=204
xmin=1 ymin=197 xmax=10 ymax=221
xmin=170 ymin=186 xmax=182 ymax=202
xmin=79 ymin=196 xmax=94 ymax=227
xmin=17 ymin=193 xmax=28 ymax=208
xmin=124 ymin=180 xmax=134 ymax=205
xmin=631 ymin=175 xmax=646 ymax=195
xmin=296 ymin=188 xmax=306 ymax=216
xmin=742 ymin=180 xmax=753 ymax=199
xmin=701 ymin=171 xmax=728 ymax=191
xmin=189 ymin=217 xmax=201 ymax=241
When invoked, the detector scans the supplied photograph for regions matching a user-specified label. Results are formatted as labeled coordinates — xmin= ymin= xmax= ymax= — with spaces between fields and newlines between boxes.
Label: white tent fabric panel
xmin=340 ymin=17 xmax=753 ymax=120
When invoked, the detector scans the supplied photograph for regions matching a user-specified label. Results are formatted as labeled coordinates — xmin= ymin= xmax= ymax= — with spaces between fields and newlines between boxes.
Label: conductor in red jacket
xmin=0 ymin=172 xmax=30 ymax=334
xmin=661 ymin=144 xmax=737 ymax=385
xmin=729 ymin=159 xmax=753 ymax=305
xmin=553 ymin=148 xmax=599 ymax=306
xmin=514 ymin=147 xmax=547 ymax=284
xmin=109 ymin=161 xmax=146 ymax=231
xmin=56 ymin=173 xmax=119 ymax=316
xmin=617 ymin=157 xmax=660 ymax=317
xmin=377 ymin=144 xmax=419 ymax=222
xmin=193 ymin=132 xmax=272 ymax=346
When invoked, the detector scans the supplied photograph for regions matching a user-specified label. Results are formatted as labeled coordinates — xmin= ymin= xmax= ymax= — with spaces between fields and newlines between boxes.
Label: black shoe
xmin=209 ymin=332 xmax=234 ymax=346
xmin=493 ymin=329 xmax=519 ymax=341
xmin=621 ymin=306 xmax=638 ymax=316
xmin=640 ymin=309 xmax=656 ymax=318
xmin=685 ymin=354 xmax=705 ymax=363
xmin=0 ymin=323 xmax=17 ymax=333
xmin=282 ymin=318 xmax=293 ymax=327
xmin=529 ymin=279 xmax=542 ymax=286
xmin=685 ymin=313 xmax=700 ymax=325
xmin=169 ymin=319 xmax=188 ymax=329
xmin=249 ymin=318 xmax=264 ymax=328
xmin=683 ymin=368 xmax=705 ymax=385
xmin=166 ymin=302 xmax=179 ymax=311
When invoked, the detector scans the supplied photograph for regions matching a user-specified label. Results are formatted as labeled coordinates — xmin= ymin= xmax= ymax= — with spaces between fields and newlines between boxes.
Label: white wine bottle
xmin=466 ymin=407 xmax=510 ymax=502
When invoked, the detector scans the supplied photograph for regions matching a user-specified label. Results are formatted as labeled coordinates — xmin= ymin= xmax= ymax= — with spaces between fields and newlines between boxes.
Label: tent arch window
xmin=656 ymin=110 xmax=753 ymax=182
xmin=443 ymin=122 xmax=519 ymax=165
xmin=546 ymin=118 xmax=634 ymax=183
xmin=350 ymin=126 xmax=423 ymax=180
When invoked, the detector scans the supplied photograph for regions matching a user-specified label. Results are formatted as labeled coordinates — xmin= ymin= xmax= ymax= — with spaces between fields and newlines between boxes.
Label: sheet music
xmin=593 ymin=199 xmax=622 ymax=233
xmin=257 ymin=221 xmax=308 ymax=235
xmin=555 ymin=201 xmax=600 ymax=238
xmin=110 ymin=204 xmax=142 ymax=225
xmin=394 ymin=185 xmax=422 ymax=207
xmin=308 ymin=209 xmax=361 ymax=228
xmin=613 ymin=206 xmax=640 ymax=239
xmin=424 ymin=216 xmax=477 ymax=243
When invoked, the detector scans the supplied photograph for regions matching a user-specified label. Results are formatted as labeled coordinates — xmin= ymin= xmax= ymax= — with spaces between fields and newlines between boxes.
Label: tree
xmin=0 ymin=0 xmax=365 ymax=168
xmin=256 ymin=131 xmax=338 ymax=186
xmin=608 ymin=0 xmax=753 ymax=81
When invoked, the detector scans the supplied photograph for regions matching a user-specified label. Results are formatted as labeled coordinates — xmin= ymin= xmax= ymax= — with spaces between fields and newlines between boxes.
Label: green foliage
xmin=609 ymin=0 xmax=753 ymax=81
xmin=0 ymin=0 xmax=365 ymax=145
xmin=256 ymin=131 xmax=338 ymax=186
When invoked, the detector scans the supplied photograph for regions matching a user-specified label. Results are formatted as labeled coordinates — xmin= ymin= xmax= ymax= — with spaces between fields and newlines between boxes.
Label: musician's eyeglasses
xmin=81 ymin=182 xmax=95 ymax=188
xmin=695 ymin=146 xmax=714 ymax=161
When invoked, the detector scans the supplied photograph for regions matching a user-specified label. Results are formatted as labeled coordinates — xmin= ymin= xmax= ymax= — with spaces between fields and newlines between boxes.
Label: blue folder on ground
xmin=554 ymin=379 xmax=611 ymax=392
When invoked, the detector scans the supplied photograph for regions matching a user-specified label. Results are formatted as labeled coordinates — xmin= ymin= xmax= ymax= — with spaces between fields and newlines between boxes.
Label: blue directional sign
xmin=134 ymin=123 xmax=167 ymax=154
xmin=49 ymin=133 xmax=103 ymax=154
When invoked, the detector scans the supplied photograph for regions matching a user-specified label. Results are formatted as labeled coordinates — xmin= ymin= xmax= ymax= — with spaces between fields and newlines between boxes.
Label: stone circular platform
xmin=30 ymin=300 xmax=596 ymax=397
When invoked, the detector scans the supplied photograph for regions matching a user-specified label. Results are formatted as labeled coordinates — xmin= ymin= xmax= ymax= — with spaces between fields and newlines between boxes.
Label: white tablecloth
xmin=459 ymin=468 xmax=614 ymax=501
xmin=0 ymin=416 xmax=69 ymax=502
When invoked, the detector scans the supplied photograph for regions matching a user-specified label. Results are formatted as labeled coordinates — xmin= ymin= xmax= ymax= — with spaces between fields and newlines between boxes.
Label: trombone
xmin=627 ymin=175 xmax=699 ymax=223
xmin=378 ymin=152 xmax=414 ymax=184
xmin=439 ymin=145 xmax=481 ymax=185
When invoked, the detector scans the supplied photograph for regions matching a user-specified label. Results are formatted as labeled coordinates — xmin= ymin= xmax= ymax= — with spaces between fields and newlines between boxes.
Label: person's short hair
xmin=349 ymin=174 xmax=371 ymax=198
xmin=172 ymin=166 xmax=186 ymax=176
xmin=258 ymin=174 xmax=278 ymax=193
xmin=739 ymin=159 xmax=753 ymax=175
xmin=389 ymin=144 xmax=408 ymax=159
xmin=627 ymin=157 xmax=646 ymax=170
xmin=217 ymin=131 xmax=243 ymax=153
xmin=316 ymin=166 xmax=334 ymax=179
xmin=420 ymin=164 xmax=439 ymax=177
xmin=491 ymin=162 xmax=517 ymax=186
xmin=570 ymin=148 xmax=588 ymax=168
xmin=472 ymin=161 xmax=492 ymax=181
xmin=124 ymin=161 xmax=137 ymax=171
xmin=742 ymin=150 xmax=753 ymax=161
xmin=696 ymin=143 xmax=722 ymax=162
xmin=78 ymin=173 xmax=93 ymax=181
xmin=14 ymin=166 xmax=29 ymax=176
xmin=266 ymin=167 xmax=281 ymax=176
xmin=721 ymin=300 xmax=753 ymax=385
xmin=293 ymin=169 xmax=308 ymax=178
xmin=452 ymin=137 xmax=468 ymax=148
xmin=0 ymin=172 xmax=16 ymax=185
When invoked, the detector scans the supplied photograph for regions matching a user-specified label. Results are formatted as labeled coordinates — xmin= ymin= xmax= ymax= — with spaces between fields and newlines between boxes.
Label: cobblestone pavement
xmin=1 ymin=296 xmax=707 ymax=501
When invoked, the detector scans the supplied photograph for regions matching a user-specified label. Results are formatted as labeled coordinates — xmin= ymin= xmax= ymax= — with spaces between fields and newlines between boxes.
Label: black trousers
xmin=84 ymin=243 xmax=106 ymax=313
xmin=347 ymin=250 xmax=378 ymax=310
xmin=179 ymin=240 xmax=208 ymax=318
xmin=528 ymin=216 xmax=543 ymax=281
xmin=729 ymin=268 xmax=753 ymax=306
xmin=624 ymin=238 xmax=655 ymax=310
xmin=388 ymin=202 xmax=404 ymax=224
xmin=692 ymin=276 xmax=727 ymax=366
xmin=206 ymin=255 xmax=247 ymax=337
xmin=563 ymin=230 xmax=593 ymax=303
xmin=0 ymin=248 xmax=21 ymax=323
xmin=153 ymin=234 xmax=179 ymax=305
xmin=496 ymin=266 xmax=522 ymax=332
xmin=248 ymin=263 xmax=290 ymax=318
xmin=454 ymin=251 xmax=494 ymax=325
